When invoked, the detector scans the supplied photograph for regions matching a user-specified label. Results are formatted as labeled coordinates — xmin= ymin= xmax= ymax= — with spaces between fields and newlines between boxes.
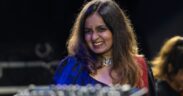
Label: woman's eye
xmin=98 ymin=27 xmax=107 ymax=32
xmin=84 ymin=29 xmax=92 ymax=34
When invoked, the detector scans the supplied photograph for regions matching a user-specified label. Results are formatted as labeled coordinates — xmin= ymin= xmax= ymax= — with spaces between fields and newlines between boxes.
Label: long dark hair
xmin=67 ymin=0 xmax=141 ymax=86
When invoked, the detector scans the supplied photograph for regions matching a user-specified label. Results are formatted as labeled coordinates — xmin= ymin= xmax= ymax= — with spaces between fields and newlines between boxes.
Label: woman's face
xmin=84 ymin=13 xmax=113 ymax=57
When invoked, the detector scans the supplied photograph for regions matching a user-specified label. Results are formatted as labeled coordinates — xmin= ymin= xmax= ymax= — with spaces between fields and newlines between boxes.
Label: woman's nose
xmin=91 ymin=31 xmax=99 ymax=40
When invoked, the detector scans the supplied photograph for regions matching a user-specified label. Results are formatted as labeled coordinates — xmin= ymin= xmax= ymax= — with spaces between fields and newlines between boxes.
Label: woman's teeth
xmin=93 ymin=42 xmax=102 ymax=46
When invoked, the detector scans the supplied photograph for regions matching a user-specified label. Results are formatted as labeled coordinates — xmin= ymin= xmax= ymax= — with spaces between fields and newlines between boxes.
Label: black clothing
xmin=156 ymin=80 xmax=181 ymax=96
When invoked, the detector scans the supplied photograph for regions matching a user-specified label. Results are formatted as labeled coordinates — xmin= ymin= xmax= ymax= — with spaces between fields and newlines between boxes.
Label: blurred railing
xmin=0 ymin=61 xmax=59 ymax=78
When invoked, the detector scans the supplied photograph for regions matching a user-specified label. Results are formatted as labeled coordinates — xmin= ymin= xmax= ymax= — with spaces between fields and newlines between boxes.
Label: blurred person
xmin=152 ymin=36 xmax=183 ymax=96
xmin=54 ymin=0 xmax=156 ymax=95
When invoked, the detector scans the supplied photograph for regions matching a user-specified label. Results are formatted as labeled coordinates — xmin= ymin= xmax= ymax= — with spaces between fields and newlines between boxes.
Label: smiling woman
xmin=53 ymin=0 xmax=156 ymax=96
xmin=84 ymin=13 xmax=113 ymax=57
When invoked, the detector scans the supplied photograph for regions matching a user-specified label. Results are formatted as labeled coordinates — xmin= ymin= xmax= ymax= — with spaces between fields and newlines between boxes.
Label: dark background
xmin=0 ymin=0 xmax=183 ymax=86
